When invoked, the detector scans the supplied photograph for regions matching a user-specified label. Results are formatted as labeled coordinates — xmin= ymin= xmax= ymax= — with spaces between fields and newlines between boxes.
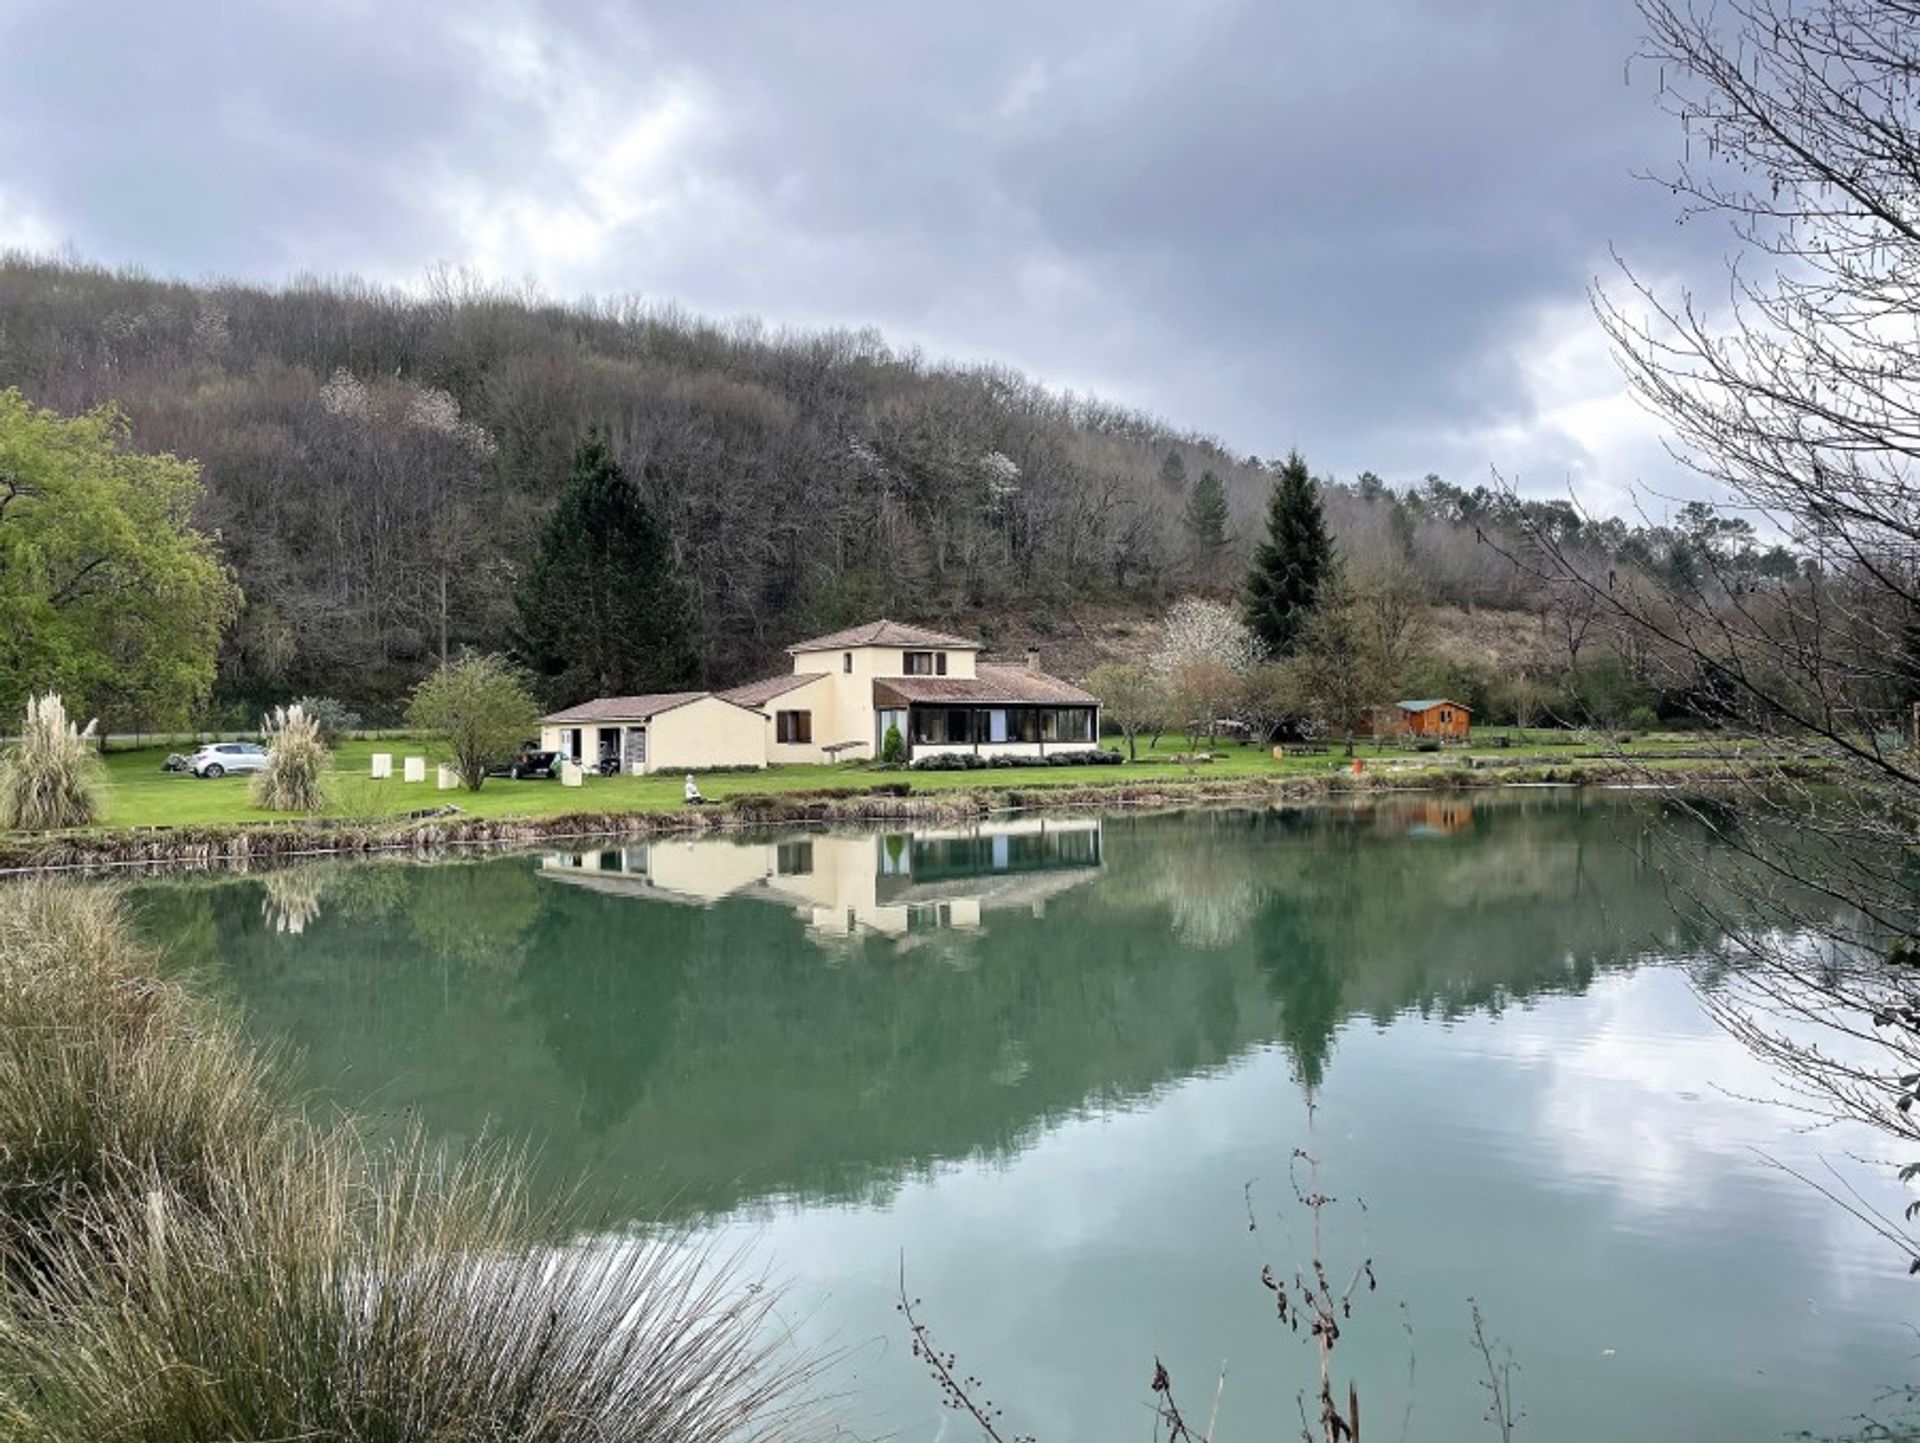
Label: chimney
xmin=1024 ymin=647 xmax=1040 ymax=674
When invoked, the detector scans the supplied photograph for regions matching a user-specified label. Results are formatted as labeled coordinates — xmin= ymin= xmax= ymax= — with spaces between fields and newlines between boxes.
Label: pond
xmin=130 ymin=792 xmax=1919 ymax=1442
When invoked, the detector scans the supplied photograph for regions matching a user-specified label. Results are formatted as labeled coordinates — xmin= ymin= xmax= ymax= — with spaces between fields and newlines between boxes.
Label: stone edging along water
xmin=0 ymin=757 xmax=1805 ymax=876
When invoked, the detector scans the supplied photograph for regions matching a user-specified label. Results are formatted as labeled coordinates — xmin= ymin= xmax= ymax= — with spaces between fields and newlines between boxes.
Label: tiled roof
xmin=1397 ymin=698 xmax=1472 ymax=713
xmin=720 ymin=673 xmax=825 ymax=708
xmin=786 ymin=618 xmax=981 ymax=653
xmin=541 ymin=691 xmax=711 ymax=724
xmin=875 ymin=664 xmax=1099 ymax=706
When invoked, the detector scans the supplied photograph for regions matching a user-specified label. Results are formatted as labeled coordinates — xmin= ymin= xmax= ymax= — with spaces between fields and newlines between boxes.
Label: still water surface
xmin=131 ymin=794 xmax=1918 ymax=1441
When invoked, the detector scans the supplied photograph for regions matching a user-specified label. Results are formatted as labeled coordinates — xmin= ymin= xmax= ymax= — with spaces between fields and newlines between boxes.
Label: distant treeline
xmin=0 ymin=256 xmax=1796 ymax=715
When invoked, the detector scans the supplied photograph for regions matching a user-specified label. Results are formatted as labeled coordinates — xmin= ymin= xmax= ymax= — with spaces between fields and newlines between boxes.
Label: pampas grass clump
xmin=252 ymin=704 xmax=329 ymax=812
xmin=0 ymin=693 xmax=102 ymax=831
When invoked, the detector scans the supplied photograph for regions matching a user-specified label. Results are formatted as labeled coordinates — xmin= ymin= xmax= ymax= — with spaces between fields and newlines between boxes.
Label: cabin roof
xmin=1397 ymin=698 xmax=1472 ymax=713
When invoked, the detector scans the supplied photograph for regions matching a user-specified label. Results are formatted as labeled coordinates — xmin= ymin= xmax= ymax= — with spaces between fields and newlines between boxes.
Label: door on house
xmin=625 ymin=728 xmax=647 ymax=773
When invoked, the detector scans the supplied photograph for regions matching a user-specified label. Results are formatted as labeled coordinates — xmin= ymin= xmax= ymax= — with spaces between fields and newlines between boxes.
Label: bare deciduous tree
xmin=1506 ymin=0 xmax=1920 ymax=1261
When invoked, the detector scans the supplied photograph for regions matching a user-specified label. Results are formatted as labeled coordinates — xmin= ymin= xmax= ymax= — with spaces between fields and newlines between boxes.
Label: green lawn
xmin=75 ymin=728 xmax=1742 ymax=834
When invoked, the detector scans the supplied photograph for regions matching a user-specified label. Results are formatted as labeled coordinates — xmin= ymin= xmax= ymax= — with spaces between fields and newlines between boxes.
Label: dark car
xmin=488 ymin=746 xmax=561 ymax=780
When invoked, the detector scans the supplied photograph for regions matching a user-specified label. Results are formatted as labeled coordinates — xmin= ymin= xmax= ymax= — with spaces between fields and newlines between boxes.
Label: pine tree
xmin=1183 ymin=468 xmax=1230 ymax=570
xmin=1245 ymin=449 xmax=1335 ymax=655
xmin=515 ymin=434 xmax=698 ymax=703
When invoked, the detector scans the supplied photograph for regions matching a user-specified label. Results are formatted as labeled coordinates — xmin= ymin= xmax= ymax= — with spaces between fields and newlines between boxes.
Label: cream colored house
xmin=539 ymin=816 xmax=1104 ymax=945
xmin=540 ymin=619 xmax=1102 ymax=772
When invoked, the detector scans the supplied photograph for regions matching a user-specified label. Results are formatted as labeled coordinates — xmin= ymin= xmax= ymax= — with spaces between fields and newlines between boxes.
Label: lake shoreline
xmin=0 ymin=755 xmax=1807 ymax=876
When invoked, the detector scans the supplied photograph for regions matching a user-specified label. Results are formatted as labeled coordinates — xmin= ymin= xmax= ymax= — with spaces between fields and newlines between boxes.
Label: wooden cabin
xmin=1359 ymin=698 xmax=1473 ymax=742
xmin=1395 ymin=698 xmax=1471 ymax=740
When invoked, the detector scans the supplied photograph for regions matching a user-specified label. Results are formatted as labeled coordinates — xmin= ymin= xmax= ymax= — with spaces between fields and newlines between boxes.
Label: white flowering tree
xmin=1150 ymin=597 xmax=1263 ymax=677
xmin=1150 ymin=597 xmax=1264 ymax=747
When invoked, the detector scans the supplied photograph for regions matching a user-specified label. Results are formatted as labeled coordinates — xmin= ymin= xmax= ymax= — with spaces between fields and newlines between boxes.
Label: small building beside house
xmin=540 ymin=618 xmax=1103 ymax=772
xmin=1360 ymin=698 xmax=1473 ymax=742
xmin=540 ymin=691 xmax=769 ymax=774
xmin=1390 ymin=702 xmax=1459 ymax=744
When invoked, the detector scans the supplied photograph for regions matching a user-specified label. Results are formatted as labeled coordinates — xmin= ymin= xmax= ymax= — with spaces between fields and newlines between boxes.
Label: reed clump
xmin=0 ymin=693 xmax=103 ymax=830
xmin=0 ymin=881 xmax=819 ymax=1443
xmin=253 ymin=703 xmax=329 ymax=812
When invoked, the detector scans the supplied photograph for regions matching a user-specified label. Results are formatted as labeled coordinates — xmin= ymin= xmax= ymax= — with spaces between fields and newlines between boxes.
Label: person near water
xmin=685 ymin=773 xmax=706 ymax=804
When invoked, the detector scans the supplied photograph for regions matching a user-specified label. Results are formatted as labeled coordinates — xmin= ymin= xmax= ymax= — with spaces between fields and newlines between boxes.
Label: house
xmin=1360 ymin=698 xmax=1472 ymax=741
xmin=538 ymin=619 xmax=1103 ymax=772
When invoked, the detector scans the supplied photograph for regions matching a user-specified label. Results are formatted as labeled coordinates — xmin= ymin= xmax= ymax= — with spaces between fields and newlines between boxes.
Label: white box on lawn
xmin=436 ymin=765 xmax=459 ymax=790
xmin=403 ymin=756 xmax=426 ymax=783
xmin=370 ymin=753 xmax=392 ymax=779
xmin=560 ymin=761 xmax=584 ymax=787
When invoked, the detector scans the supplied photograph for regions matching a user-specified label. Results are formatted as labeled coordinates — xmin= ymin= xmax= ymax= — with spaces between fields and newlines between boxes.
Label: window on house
xmin=1010 ymin=709 xmax=1040 ymax=743
xmin=903 ymin=651 xmax=948 ymax=676
xmin=843 ymin=651 xmax=853 ymax=674
xmin=1041 ymin=709 xmax=1094 ymax=743
xmin=776 ymin=840 xmax=814 ymax=876
xmin=913 ymin=708 xmax=973 ymax=744
xmin=776 ymin=710 xmax=812 ymax=744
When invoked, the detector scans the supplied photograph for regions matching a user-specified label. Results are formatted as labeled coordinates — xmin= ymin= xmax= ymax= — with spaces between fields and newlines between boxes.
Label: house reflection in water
xmin=540 ymin=817 xmax=1104 ymax=944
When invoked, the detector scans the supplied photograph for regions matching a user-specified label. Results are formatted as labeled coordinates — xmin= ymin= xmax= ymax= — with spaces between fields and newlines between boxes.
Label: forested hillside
xmin=0 ymin=256 xmax=1794 ymax=720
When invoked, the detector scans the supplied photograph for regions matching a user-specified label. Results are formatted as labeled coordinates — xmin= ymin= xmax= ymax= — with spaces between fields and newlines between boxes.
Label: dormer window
xmin=904 ymin=651 xmax=947 ymax=676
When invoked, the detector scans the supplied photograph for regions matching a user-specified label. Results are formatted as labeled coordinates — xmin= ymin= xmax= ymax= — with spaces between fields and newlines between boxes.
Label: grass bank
xmin=0 ymin=884 xmax=818 ymax=1442
xmin=0 ymin=744 xmax=1805 ymax=874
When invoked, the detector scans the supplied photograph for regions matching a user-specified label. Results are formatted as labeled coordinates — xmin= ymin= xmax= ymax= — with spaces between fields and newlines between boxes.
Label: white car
xmin=188 ymin=742 xmax=270 ymax=779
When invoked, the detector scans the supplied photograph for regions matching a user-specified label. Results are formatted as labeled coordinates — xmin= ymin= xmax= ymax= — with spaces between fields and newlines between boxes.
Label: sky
xmin=0 ymin=0 xmax=1730 ymax=515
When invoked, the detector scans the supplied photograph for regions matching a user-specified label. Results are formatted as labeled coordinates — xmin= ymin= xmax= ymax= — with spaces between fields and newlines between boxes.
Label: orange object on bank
xmin=1351 ymin=758 xmax=1365 ymax=775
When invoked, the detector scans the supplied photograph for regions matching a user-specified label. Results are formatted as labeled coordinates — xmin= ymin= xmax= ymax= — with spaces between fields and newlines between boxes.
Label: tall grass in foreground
xmin=253 ymin=703 xmax=329 ymax=812
xmin=0 ymin=1135 xmax=817 ymax=1443
xmin=0 ymin=883 xmax=282 ymax=1278
xmin=0 ymin=882 xmax=820 ymax=1443
xmin=0 ymin=693 xmax=103 ymax=830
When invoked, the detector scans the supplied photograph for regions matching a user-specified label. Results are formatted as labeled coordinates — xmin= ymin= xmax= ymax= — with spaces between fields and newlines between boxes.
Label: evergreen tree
xmin=1244 ymin=449 xmax=1335 ymax=654
xmin=1182 ymin=468 xmax=1230 ymax=569
xmin=515 ymin=435 xmax=697 ymax=703
xmin=1159 ymin=448 xmax=1188 ymax=490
